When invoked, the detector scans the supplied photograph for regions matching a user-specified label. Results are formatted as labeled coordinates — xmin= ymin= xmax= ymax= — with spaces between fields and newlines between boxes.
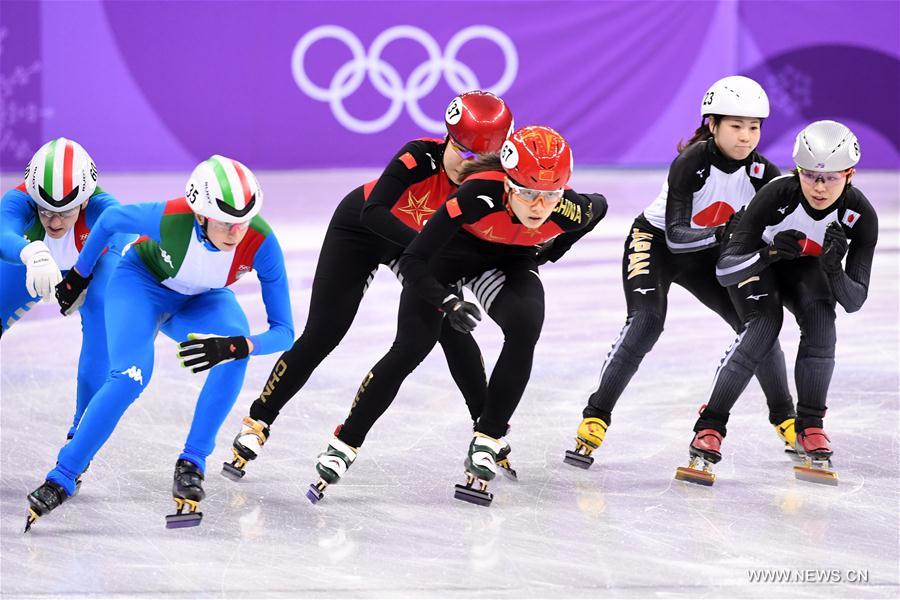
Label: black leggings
xmin=585 ymin=218 xmax=794 ymax=425
xmin=339 ymin=257 xmax=544 ymax=447
xmin=697 ymin=258 xmax=836 ymax=435
xmin=249 ymin=188 xmax=488 ymax=426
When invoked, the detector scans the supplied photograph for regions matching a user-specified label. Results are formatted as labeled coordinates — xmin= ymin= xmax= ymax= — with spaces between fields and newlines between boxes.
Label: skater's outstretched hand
xmin=21 ymin=241 xmax=63 ymax=303
xmin=441 ymin=297 xmax=481 ymax=333
xmin=177 ymin=333 xmax=250 ymax=373
xmin=54 ymin=267 xmax=92 ymax=315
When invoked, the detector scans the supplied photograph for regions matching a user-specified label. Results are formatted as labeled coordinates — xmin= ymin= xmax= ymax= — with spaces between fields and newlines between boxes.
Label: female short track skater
xmin=1 ymin=138 xmax=127 ymax=440
xmin=25 ymin=155 xmax=294 ymax=530
xmin=223 ymin=92 xmax=513 ymax=480
xmin=676 ymin=120 xmax=877 ymax=486
xmin=564 ymin=76 xmax=796 ymax=470
xmin=307 ymin=126 xmax=607 ymax=506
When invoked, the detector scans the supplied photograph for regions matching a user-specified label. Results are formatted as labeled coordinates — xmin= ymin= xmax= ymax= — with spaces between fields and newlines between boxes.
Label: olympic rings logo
xmin=291 ymin=25 xmax=518 ymax=134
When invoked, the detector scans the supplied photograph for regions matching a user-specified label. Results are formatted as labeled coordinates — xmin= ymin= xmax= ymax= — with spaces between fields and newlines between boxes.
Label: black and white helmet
xmin=701 ymin=75 xmax=770 ymax=119
xmin=792 ymin=120 xmax=860 ymax=172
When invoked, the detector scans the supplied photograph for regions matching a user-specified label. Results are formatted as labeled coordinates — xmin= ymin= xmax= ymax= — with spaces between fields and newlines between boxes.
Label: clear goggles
xmin=507 ymin=180 xmax=564 ymax=206
xmin=207 ymin=218 xmax=250 ymax=235
xmin=37 ymin=206 xmax=80 ymax=219
xmin=798 ymin=167 xmax=851 ymax=188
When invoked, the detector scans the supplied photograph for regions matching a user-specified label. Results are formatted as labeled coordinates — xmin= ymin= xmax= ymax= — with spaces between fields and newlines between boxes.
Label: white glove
xmin=20 ymin=240 xmax=62 ymax=302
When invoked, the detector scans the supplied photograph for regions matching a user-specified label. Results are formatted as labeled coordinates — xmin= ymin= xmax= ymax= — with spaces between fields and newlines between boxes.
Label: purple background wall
xmin=1 ymin=1 xmax=898 ymax=172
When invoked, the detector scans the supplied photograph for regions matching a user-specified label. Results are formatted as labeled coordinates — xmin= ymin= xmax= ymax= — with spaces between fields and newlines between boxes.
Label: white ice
xmin=1 ymin=170 xmax=898 ymax=598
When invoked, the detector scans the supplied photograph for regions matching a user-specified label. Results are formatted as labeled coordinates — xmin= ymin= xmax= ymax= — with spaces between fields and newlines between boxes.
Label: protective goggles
xmin=798 ymin=167 xmax=851 ymax=187
xmin=207 ymin=218 xmax=250 ymax=235
xmin=507 ymin=180 xmax=564 ymax=206
xmin=447 ymin=137 xmax=479 ymax=160
xmin=37 ymin=206 xmax=80 ymax=219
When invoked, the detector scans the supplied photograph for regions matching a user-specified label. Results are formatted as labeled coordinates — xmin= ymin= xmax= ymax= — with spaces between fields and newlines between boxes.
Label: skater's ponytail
xmin=458 ymin=154 xmax=502 ymax=182
xmin=677 ymin=116 xmax=720 ymax=154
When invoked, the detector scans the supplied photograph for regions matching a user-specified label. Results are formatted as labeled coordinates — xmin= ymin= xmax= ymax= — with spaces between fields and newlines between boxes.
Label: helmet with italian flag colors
xmin=185 ymin=155 xmax=263 ymax=223
xmin=25 ymin=138 xmax=98 ymax=212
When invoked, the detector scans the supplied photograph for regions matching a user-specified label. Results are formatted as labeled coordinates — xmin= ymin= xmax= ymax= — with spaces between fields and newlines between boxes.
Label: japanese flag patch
xmin=749 ymin=162 xmax=765 ymax=179
xmin=842 ymin=209 xmax=861 ymax=228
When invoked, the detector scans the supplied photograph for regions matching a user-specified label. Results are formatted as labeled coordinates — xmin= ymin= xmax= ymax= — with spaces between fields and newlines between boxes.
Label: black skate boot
xmin=25 ymin=480 xmax=69 ymax=532
xmin=222 ymin=417 xmax=270 ymax=481
xmin=165 ymin=459 xmax=205 ymax=529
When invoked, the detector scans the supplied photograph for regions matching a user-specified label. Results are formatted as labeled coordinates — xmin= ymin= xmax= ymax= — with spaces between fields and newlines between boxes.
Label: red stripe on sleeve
xmin=163 ymin=197 xmax=194 ymax=215
xmin=399 ymin=152 xmax=417 ymax=170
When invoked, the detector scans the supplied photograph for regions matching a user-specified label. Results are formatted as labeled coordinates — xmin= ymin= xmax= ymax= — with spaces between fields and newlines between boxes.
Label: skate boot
xmin=307 ymin=436 xmax=358 ymax=504
xmin=454 ymin=433 xmax=504 ymax=506
xmin=793 ymin=427 xmax=837 ymax=486
xmin=564 ymin=417 xmax=608 ymax=469
xmin=25 ymin=480 xmax=69 ymax=532
xmin=674 ymin=429 xmax=723 ymax=486
xmin=774 ymin=417 xmax=800 ymax=459
xmin=166 ymin=459 xmax=205 ymax=528
xmin=496 ymin=439 xmax=517 ymax=480
xmin=222 ymin=416 xmax=270 ymax=481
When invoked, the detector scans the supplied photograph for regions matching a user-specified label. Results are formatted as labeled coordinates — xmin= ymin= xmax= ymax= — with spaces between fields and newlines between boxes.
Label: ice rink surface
xmin=1 ymin=169 xmax=898 ymax=598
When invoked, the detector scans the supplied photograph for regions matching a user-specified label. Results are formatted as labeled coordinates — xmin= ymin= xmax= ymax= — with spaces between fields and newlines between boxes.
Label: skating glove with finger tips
xmin=441 ymin=296 xmax=482 ymax=334
xmin=765 ymin=229 xmax=805 ymax=262
xmin=20 ymin=240 xmax=63 ymax=302
xmin=820 ymin=222 xmax=849 ymax=273
xmin=54 ymin=268 xmax=92 ymax=315
xmin=716 ymin=208 xmax=745 ymax=244
xmin=177 ymin=333 xmax=250 ymax=373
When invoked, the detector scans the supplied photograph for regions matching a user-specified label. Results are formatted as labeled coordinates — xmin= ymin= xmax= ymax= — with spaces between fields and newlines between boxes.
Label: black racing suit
xmin=584 ymin=139 xmax=794 ymax=426
xmin=338 ymin=172 xmax=607 ymax=446
xmin=249 ymin=139 xmax=489 ymax=426
xmin=696 ymin=175 xmax=878 ymax=436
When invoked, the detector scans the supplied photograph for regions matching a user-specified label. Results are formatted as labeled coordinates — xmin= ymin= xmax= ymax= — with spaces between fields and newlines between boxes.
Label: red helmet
xmin=444 ymin=91 xmax=513 ymax=155
xmin=500 ymin=126 xmax=572 ymax=190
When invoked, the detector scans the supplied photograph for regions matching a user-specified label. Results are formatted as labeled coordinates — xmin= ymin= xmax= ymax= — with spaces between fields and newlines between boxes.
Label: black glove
xmin=177 ymin=333 xmax=250 ymax=373
xmin=716 ymin=208 xmax=745 ymax=244
xmin=441 ymin=297 xmax=481 ymax=333
xmin=54 ymin=269 xmax=93 ymax=316
xmin=765 ymin=229 xmax=805 ymax=262
xmin=820 ymin=222 xmax=849 ymax=273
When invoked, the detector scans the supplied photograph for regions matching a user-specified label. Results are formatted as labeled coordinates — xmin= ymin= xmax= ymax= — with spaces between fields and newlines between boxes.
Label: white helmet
xmin=25 ymin=138 xmax=98 ymax=212
xmin=792 ymin=120 xmax=860 ymax=172
xmin=185 ymin=155 xmax=263 ymax=223
xmin=700 ymin=75 xmax=770 ymax=119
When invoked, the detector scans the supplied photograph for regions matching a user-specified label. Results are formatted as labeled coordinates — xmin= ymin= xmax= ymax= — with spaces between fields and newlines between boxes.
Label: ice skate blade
xmin=165 ymin=512 xmax=204 ymax=528
xmin=794 ymin=464 xmax=838 ymax=486
xmin=497 ymin=459 xmax=518 ymax=481
xmin=306 ymin=482 xmax=325 ymax=504
xmin=674 ymin=466 xmax=716 ymax=486
xmin=24 ymin=508 xmax=39 ymax=533
xmin=221 ymin=462 xmax=246 ymax=481
xmin=454 ymin=484 xmax=493 ymax=506
xmin=564 ymin=450 xmax=593 ymax=469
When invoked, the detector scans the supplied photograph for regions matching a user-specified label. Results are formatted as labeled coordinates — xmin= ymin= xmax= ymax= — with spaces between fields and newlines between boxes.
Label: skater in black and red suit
xmin=307 ymin=126 xmax=608 ymax=506
xmin=677 ymin=120 xmax=878 ymax=486
xmin=565 ymin=76 xmax=796 ymax=470
xmin=222 ymin=92 xmax=513 ymax=480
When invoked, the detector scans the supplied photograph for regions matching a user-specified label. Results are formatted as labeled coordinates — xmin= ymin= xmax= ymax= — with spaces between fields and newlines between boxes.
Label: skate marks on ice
xmin=1 ymin=170 xmax=898 ymax=597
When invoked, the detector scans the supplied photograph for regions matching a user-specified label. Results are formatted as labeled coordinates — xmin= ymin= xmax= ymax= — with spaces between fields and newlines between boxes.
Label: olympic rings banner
xmin=1 ymin=1 xmax=898 ymax=171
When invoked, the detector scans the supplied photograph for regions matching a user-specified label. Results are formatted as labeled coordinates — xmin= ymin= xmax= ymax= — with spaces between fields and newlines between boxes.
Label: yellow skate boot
xmin=774 ymin=417 xmax=799 ymax=459
xmin=564 ymin=417 xmax=609 ymax=469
